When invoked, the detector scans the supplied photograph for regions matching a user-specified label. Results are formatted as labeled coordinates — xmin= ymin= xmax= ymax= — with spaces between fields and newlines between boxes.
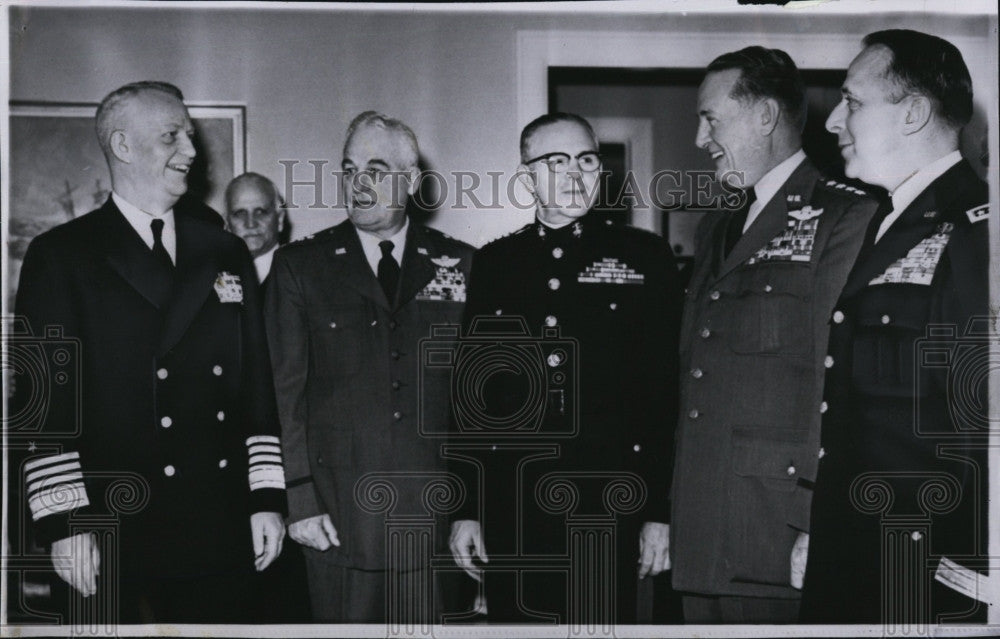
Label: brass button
xmin=881 ymin=314 xmax=891 ymax=325
xmin=392 ymin=380 xmax=401 ymax=390
xmin=824 ymin=355 xmax=834 ymax=369
xmin=218 ymin=459 xmax=228 ymax=469
xmin=548 ymin=278 xmax=561 ymax=291
xmin=552 ymin=247 xmax=564 ymax=259
xmin=609 ymin=302 xmax=617 ymax=310
xmin=832 ymin=310 xmax=844 ymax=324
xmin=217 ymin=411 xmax=225 ymax=421
xmin=212 ymin=365 xmax=223 ymax=376
xmin=689 ymin=409 xmax=700 ymax=419
xmin=691 ymin=368 xmax=704 ymax=379
xmin=393 ymin=411 xmax=403 ymax=421
xmin=786 ymin=465 xmax=796 ymax=476
xmin=764 ymin=284 xmax=773 ymax=293
xmin=633 ymin=444 xmax=641 ymax=452
xmin=156 ymin=368 xmax=168 ymax=380
xmin=709 ymin=291 xmax=721 ymax=301
xmin=163 ymin=465 xmax=176 ymax=477
xmin=820 ymin=401 xmax=828 ymax=414
xmin=160 ymin=416 xmax=172 ymax=428
xmin=700 ymin=328 xmax=711 ymax=338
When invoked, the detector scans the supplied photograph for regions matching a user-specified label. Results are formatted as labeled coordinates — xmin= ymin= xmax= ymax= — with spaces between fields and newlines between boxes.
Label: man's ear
xmin=405 ymin=166 xmax=420 ymax=197
xmin=901 ymin=94 xmax=933 ymax=136
xmin=277 ymin=209 xmax=287 ymax=233
xmin=109 ymin=130 xmax=130 ymax=163
xmin=516 ymin=164 xmax=537 ymax=195
xmin=758 ymin=98 xmax=781 ymax=136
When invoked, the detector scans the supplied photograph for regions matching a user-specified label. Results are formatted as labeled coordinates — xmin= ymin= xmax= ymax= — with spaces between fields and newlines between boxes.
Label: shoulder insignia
xmin=966 ymin=204 xmax=988 ymax=224
xmin=417 ymin=246 xmax=429 ymax=255
xmin=820 ymin=177 xmax=867 ymax=196
xmin=335 ymin=247 xmax=347 ymax=255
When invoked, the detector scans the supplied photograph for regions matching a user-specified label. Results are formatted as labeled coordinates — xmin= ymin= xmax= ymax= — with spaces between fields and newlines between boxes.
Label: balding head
xmin=225 ymin=172 xmax=286 ymax=258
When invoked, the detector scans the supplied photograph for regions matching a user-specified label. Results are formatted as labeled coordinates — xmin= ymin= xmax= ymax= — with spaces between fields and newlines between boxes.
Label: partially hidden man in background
xmin=668 ymin=47 xmax=876 ymax=623
xmin=448 ymin=112 xmax=683 ymax=624
xmin=14 ymin=81 xmax=287 ymax=623
xmin=800 ymin=29 xmax=990 ymax=624
xmin=265 ymin=111 xmax=474 ymax=622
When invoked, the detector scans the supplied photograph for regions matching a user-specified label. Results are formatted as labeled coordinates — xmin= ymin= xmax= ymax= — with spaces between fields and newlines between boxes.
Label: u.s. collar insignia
xmin=966 ymin=204 xmax=988 ymax=224
xmin=214 ymin=271 xmax=243 ymax=303
xmin=787 ymin=194 xmax=803 ymax=204
xmin=789 ymin=206 xmax=823 ymax=221
xmin=431 ymin=255 xmax=461 ymax=268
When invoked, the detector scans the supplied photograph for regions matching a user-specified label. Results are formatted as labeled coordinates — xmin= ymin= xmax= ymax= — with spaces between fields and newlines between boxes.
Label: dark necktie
xmin=150 ymin=218 xmax=173 ymax=271
xmin=377 ymin=240 xmax=400 ymax=303
xmin=724 ymin=187 xmax=756 ymax=258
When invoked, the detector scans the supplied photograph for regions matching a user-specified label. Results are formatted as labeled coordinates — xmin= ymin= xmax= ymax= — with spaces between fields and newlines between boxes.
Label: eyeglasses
xmin=525 ymin=151 xmax=601 ymax=173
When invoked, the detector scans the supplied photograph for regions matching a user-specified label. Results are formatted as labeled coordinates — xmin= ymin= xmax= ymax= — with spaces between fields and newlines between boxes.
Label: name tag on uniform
xmin=869 ymin=222 xmax=952 ymax=287
xmin=577 ymin=258 xmax=644 ymax=285
xmin=417 ymin=256 xmax=466 ymax=302
xmin=214 ymin=272 xmax=243 ymax=303
xmin=747 ymin=206 xmax=822 ymax=264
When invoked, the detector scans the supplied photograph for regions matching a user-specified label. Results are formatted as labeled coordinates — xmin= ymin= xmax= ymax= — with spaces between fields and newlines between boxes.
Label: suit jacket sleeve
xmin=233 ymin=239 xmax=288 ymax=516
xmin=265 ymin=250 xmax=325 ymax=524
xmin=14 ymin=235 xmax=94 ymax=545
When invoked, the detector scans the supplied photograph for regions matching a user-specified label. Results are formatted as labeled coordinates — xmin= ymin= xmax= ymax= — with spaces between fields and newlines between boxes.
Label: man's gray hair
xmin=225 ymin=172 xmax=285 ymax=213
xmin=95 ymin=81 xmax=185 ymax=159
xmin=344 ymin=111 xmax=420 ymax=168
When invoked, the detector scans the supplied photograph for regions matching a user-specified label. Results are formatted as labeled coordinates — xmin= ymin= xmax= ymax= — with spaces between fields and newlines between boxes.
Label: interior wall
xmin=8 ymin=6 xmax=994 ymax=247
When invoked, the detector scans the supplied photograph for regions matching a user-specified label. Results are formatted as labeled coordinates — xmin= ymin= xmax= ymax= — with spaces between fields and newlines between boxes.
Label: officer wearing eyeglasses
xmin=449 ymin=112 xmax=683 ymax=624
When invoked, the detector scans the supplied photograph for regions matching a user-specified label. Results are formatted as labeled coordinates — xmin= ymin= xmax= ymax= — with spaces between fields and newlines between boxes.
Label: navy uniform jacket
xmin=801 ymin=160 xmax=990 ymax=623
xmin=15 ymin=197 xmax=286 ymax=583
xmin=451 ymin=213 xmax=682 ymax=565
xmin=670 ymin=159 xmax=877 ymax=599
xmin=266 ymin=219 xmax=474 ymax=571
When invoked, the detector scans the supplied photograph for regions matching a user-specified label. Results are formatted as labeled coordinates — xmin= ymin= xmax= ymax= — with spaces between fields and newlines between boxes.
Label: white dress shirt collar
xmin=356 ymin=217 xmax=409 ymax=276
xmin=112 ymin=191 xmax=176 ymax=263
xmin=874 ymin=150 xmax=963 ymax=243
xmin=744 ymin=149 xmax=807 ymax=232
xmin=253 ymin=245 xmax=278 ymax=285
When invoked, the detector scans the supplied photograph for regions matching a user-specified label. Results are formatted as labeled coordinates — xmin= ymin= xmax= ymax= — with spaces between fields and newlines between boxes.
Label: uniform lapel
xmin=840 ymin=161 xmax=967 ymax=299
xmin=396 ymin=224 xmax=437 ymax=308
xmin=156 ymin=213 xmax=220 ymax=356
xmin=100 ymin=198 xmax=172 ymax=309
xmin=328 ymin=222 xmax=391 ymax=311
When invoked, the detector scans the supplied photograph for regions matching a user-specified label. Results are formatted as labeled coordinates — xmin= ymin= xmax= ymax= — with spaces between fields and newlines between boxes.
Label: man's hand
xmin=638 ymin=521 xmax=670 ymax=578
xmin=51 ymin=532 xmax=99 ymax=597
xmin=250 ymin=511 xmax=286 ymax=571
xmin=449 ymin=520 xmax=488 ymax=582
xmin=790 ymin=531 xmax=809 ymax=589
xmin=288 ymin=513 xmax=340 ymax=551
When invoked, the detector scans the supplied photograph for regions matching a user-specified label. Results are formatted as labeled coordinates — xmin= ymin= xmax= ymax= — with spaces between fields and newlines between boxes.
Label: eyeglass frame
xmin=523 ymin=150 xmax=602 ymax=173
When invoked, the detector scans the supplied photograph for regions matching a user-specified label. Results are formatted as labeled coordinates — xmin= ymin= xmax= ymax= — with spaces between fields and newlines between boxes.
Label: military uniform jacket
xmin=15 ymin=197 xmax=286 ymax=582
xmin=266 ymin=219 xmax=474 ymax=571
xmin=801 ymin=160 xmax=990 ymax=622
xmin=670 ymin=159 xmax=877 ymax=599
xmin=451 ymin=214 xmax=682 ymax=537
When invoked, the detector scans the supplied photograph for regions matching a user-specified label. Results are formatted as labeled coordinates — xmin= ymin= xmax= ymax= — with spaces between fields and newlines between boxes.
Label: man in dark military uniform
xmin=266 ymin=111 xmax=474 ymax=623
xmin=800 ymin=30 xmax=990 ymax=624
xmin=448 ymin=112 xmax=682 ymax=625
xmin=15 ymin=81 xmax=286 ymax=623
xmin=669 ymin=47 xmax=877 ymax=624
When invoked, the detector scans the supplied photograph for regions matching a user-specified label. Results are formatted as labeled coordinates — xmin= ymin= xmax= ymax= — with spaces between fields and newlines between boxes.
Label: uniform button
xmin=392 ymin=380 xmax=401 ymax=390
xmin=370 ymin=319 xmax=378 ymax=327
xmin=700 ymin=328 xmax=711 ymax=338
xmin=764 ymin=284 xmax=773 ymax=293
xmin=160 ymin=416 xmax=172 ymax=428
xmin=911 ymin=531 xmax=923 ymax=542
xmin=633 ymin=444 xmax=641 ymax=452
xmin=824 ymin=355 xmax=834 ymax=368
xmin=688 ymin=409 xmax=700 ymax=419
xmin=548 ymin=278 xmax=561 ymax=291
xmin=552 ymin=247 xmax=564 ymax=259
xmin=832 ymin=310 xmax=845 ymax=324
xmin=690 ymin=368 xmax=704 ymax=379
xmin=218 ymin=459 xmax=228 ymax=469
xmin=495 ymin=309 xmax=503 ymax=316
xmin=491 ymin=445 xmax=497 ymax=451
xmin=786 ymin=465 xmax=796 ymax=476
xmin=818 ymin=447 xmax=826 ymax=459
xmin=212 ymin=365 xmax=223 ymax=376
xmin=163 ymin=465 xmax=176 ymax=477
xmin=329 ymin=321 xmax=337 ymax=328
xmin=156 ymin=368 xmax=168 ymax=380
xmin=881 ymin=314 xmax=891 ymax=325
xmin=217 ymin=411 xmax=225 ymax=421
xmin=609 ymin=302 xmax=617 ymax=310
xmin=393 ymin=411 xmax=403 ymax=421
xmin=820 ymin=401 xmax=828 ymax=414
xmin=317 ymin=456 xmax=324 ymax=465
xmin=389 ymin=320 xmax=398 ymax=330
xmin=545 ymin=315 xmax=558 ymax=327
xmin=391 ymin=350 xmax=400 ymax=360
xmin=709 ymin=290 xmax=720 ymax=301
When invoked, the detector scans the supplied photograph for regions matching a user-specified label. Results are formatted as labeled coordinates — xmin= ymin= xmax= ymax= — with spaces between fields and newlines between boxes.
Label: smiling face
xmin=696 ymin=68 xmax=775 ymax=190
xmin=226 ymin=179 xmax=284 ymax=258
xmin=114 ymin=90 xmax=196 ymax=213
xmin=825 ymin=45 xmax=909 ymax=189
xmin=521 ymin=120 xmax=601 ymax=226
xmin=342 ymin=123 xmax=415 ymax=237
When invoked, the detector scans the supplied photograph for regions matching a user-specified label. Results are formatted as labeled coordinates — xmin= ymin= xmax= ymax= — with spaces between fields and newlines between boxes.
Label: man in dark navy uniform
xmin=669 ymin=46 xmax=877 ymax=624
xmin=799 ymin=30 xmax=990 ymax=624
xmin=225 ymin=172 xmax=288 ymax=293
xmin=15 ymin=81 xmax=287 ymax=623
xmin=448 ymin=112 xmax=682 ymax=624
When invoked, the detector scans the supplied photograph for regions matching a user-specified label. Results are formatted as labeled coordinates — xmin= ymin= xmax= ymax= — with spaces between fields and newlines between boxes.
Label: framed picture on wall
xmin=6 ymin=102 xmax=245 ymax=309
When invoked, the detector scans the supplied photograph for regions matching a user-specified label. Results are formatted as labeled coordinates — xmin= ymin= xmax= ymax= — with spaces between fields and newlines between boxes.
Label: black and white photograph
xmin=1 ymin=1 xmax=997 ymax=636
